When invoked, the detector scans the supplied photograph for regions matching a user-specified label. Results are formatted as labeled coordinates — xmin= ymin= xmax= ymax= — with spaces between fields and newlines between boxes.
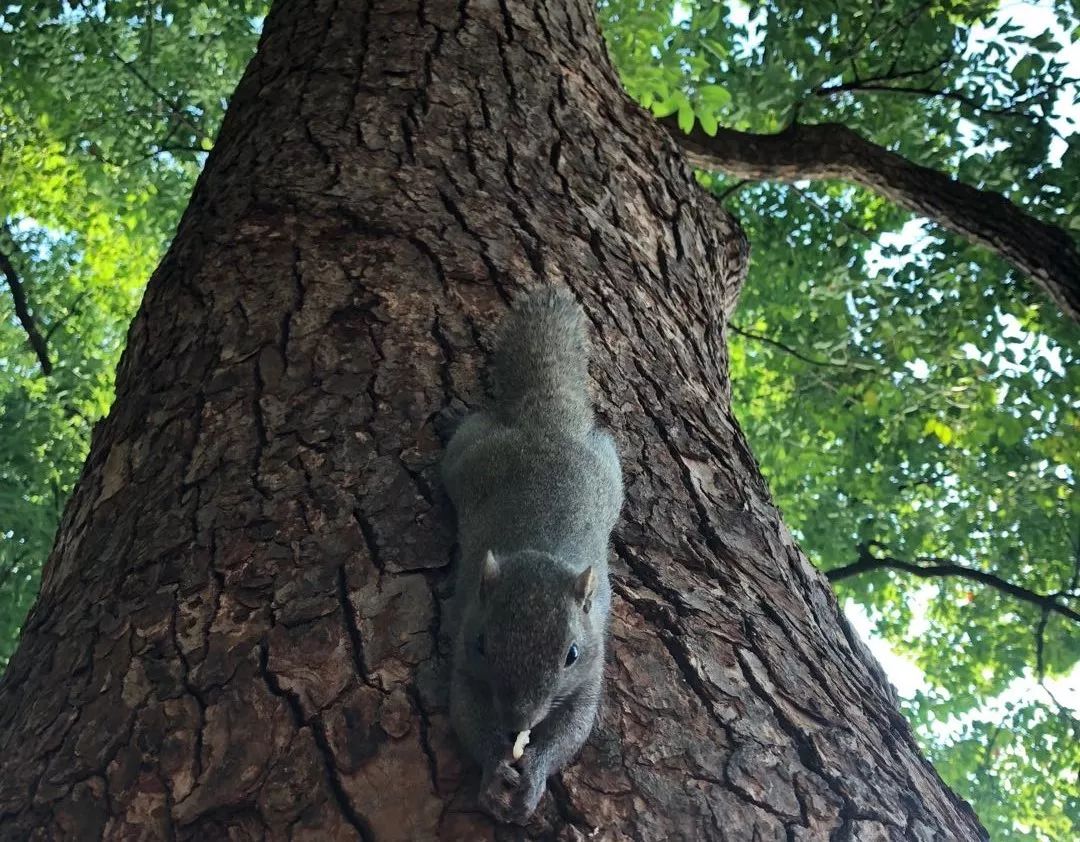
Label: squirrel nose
xmin=505 ymin=714 xmax=531 ymax=733
xmin=505 ymin=702 xmax=545 ymax=734
xmin=502 ymin=705 xmax=534 ymax=734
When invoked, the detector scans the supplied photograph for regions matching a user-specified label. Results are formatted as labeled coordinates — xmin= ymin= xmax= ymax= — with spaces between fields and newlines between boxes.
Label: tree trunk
xmin=0 ymin=1 xmax=987 ymax=840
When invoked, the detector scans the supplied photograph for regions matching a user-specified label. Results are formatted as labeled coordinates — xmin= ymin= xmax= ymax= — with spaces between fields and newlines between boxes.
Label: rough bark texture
xmin=662 ymin=117 xmax=1080 ymax=325
xmin=0 ymin=1 xmax=987 ymax=840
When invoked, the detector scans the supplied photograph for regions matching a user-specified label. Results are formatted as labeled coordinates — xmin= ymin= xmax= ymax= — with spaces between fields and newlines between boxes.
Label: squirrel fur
xmin=441 ymin=288 xmax=623 ymax=824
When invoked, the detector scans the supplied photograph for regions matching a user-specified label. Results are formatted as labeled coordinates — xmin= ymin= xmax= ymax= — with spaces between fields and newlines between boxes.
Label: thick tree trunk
xmin=0 ymin=1 xmax=986 ymax=840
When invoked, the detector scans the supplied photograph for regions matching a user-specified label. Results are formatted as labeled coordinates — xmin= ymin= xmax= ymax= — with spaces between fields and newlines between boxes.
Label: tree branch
xmin=715 ymin=178 xmax=753 ymax=205
xmin=729 ymin=322 xmax=878 ymax=371
xmin=826 ymin=545 xmax=1080 ymax=624
xmin=0 ymin=245 xmax=53 ymax=375
xmin=660 ymin=117 xmax=1080 ymax=323
xmin=45 ymin=291 xmax=89 ymax=342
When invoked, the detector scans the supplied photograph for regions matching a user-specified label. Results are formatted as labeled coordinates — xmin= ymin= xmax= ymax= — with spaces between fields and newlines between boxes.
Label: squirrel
xmin=441 ymin=288 xmax=623 ymax=824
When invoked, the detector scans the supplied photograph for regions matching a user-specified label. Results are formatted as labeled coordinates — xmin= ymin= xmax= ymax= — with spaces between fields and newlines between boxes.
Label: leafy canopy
xmin=0 ymin=0 xmax=262 ymax=664
xmin=1 ymin=1 xmax=1077 ymax=839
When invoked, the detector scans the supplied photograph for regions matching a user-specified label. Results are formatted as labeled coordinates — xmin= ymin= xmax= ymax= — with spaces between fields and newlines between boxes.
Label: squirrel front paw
xmin=478 ymin=754 xmax=546 ymax=825
xmin=478 ymin=760 xmax=523 ymax=823
xmin=509 ymin=759 xmax=546 ymax=823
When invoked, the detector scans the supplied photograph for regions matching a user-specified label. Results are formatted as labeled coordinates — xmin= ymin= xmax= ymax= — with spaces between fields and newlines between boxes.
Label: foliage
xmin=0 ymin=1 xmax=265 ymax=662
xmin=0 ymin=1 xmax=1077 ymax=838
xmin=599 ymin=1 xmax=1079 ymax=839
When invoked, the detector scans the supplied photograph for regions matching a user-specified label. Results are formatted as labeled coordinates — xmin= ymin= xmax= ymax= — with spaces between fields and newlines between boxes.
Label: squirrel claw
xmin=479 ymin=757 xmax=545 ymax=825
xmin=509 ymin=774 xmax=545 ymax=824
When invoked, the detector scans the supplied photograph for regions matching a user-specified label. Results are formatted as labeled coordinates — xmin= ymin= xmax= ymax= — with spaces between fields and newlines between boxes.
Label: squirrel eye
xmin=564 ymin=643 xmax=579 ymax=667
xmin=475 ymin=633 xmax=486 ymax=656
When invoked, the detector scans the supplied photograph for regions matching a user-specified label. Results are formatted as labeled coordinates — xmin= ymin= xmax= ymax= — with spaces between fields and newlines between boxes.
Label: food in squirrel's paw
xmin=512 ymin=729 xmax=530 ymax=761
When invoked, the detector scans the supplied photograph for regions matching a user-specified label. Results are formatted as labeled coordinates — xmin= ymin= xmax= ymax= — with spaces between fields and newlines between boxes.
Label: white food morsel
xmin=512 ymin=729 xmax=531 ymax=760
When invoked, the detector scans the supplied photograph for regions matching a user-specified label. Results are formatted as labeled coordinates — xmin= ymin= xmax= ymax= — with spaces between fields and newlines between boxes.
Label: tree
xmin=5 ymin=0 xmax=1080 ymax=838
xmin=0 ymin=0 xmax=996 ymax=838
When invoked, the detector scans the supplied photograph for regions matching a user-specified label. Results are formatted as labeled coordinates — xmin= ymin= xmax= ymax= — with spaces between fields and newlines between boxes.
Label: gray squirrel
xmin=441 ymin=288 xmax=623 ymax=823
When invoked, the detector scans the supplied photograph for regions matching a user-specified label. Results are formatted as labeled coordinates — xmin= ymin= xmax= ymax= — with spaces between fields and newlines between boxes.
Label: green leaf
xmin=698 ymin=84 xmax=732 ymax=110
xmin=650 ymin=97 xmax=681 ymax=119
xmin=677 ymin=102 xmax=695 ymax=134
xmin=699 ymin=111 xmax=719 ymax=137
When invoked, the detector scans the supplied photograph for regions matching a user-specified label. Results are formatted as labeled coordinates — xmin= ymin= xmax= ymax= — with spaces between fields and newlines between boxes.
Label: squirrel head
xmin=463 ymin=549 xmax=602 ymax=733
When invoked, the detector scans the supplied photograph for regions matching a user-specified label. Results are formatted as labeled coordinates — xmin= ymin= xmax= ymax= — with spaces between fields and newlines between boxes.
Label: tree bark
xmin=0 ymin=1 xmax=987 ymax=840
xmin=662 ymin=117 xmax=1080 ymax=325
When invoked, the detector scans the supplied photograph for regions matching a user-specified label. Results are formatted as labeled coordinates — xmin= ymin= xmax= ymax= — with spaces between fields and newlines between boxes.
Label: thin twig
xmin=109 ymin=48 xmax=209 ymax=144
xmin=788 ymin=184 xmax=877 ymax=244
xmin=45 ymin=291 xmax=90 ymax=341
xmin=729 ymin=323 xmax=879 ymax=372
xmin=816 ymin=54 xmax=953 ymax=96
xmin=85 ymin=18 xmax=210 ymax=146
xmin=715 ymin=178 xmax=752 ymax=205
xmin=976 ymin=720 xmax=1004 ymax=777
xmin=814 ymin=81 xmax=1051 ymax=124
xmin=1033 ymin=608 xmax=1077 ymax=719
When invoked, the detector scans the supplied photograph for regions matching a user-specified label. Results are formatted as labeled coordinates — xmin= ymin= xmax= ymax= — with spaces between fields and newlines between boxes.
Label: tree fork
xmin=663 ymin=117 xmax=1080 ymax=324
xmin=0 ymin=1 xmax=986 ymax=839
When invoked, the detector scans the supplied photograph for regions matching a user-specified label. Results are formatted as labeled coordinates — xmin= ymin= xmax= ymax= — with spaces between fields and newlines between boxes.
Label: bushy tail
xmin=491 ymin=288 xmax=593 ymax=436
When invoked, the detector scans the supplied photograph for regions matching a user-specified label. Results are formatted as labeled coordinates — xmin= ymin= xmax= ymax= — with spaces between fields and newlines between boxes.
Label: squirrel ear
xmin=480 ymin=550 xmax=499 ymax=595
xmin=575 ymin=566 xmax=597 ymax=613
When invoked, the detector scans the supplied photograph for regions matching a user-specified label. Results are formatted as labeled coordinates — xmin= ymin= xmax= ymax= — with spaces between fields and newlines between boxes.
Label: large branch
xmin=826 ymin=549 xmax=1080 ymax=623
xmin=0 ymin=246 xmax=53 ymax=375
xmin=661 ymin=117 xmax=1080 ymax=324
